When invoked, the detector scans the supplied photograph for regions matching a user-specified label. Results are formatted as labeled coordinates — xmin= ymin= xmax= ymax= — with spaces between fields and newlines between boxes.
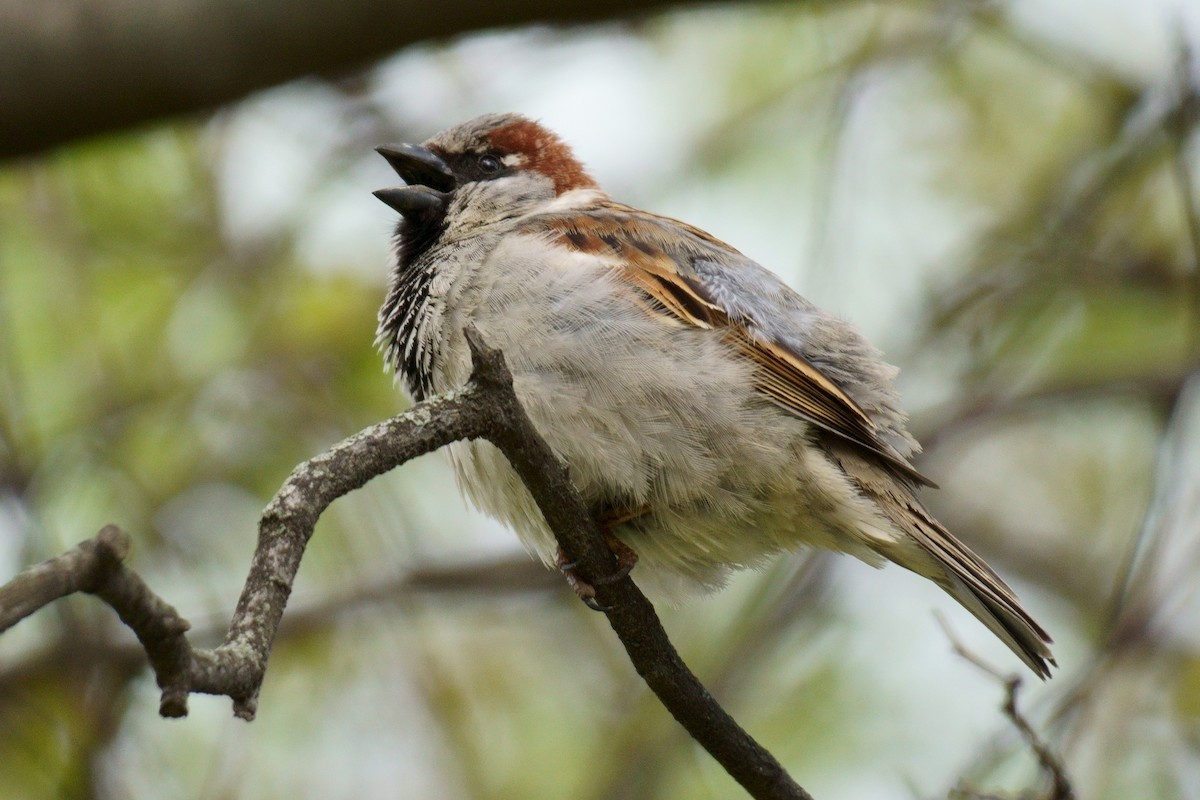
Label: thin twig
xmin=939 ymin=615 xmax=1074 ymax=800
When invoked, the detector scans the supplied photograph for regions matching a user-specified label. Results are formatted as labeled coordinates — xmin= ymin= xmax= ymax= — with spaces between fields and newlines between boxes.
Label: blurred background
xmin=1 ymin=0 xmax=1199 ymax=798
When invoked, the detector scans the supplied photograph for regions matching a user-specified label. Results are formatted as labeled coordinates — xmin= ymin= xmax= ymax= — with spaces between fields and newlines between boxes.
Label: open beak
xmin=373 ymin=143 xmax=456 ymax=219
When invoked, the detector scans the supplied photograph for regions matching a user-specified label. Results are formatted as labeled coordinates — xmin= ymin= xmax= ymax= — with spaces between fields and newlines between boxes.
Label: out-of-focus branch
xmin=925 ymin=67 xmax=1179 ymax=340
xmin=0 ymin=328 xmax=812 ymax=800
xmin=1166 ymin=42 xmax=1200 ymax=364
xmin=0 ymin=0 xmax=695 ymax=160
xmin=912 ymin=373 xmax=1187 ymax=455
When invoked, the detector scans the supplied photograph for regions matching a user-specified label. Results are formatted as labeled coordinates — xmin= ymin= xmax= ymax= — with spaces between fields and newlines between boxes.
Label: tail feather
xmin=942 ymin=572 xmax=1056 ymax=679
xmin=825 ymin=441 xmax=1055 ymax=677
xmin=886 ymin=499 xmax=1055 ymax=678
xmin=905 ymin=503 xmax=1055 ymax=678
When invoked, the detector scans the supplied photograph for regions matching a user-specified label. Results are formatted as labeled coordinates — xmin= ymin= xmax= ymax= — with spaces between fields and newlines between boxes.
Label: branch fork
xmin=0 ymin=327 xmax=810 ymax=800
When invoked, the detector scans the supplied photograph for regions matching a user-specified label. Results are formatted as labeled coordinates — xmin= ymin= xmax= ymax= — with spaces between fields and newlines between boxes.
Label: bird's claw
xmin=582 ymin=595 xmax=611 ymax=612
xmin=555 ymin=533 xmax=639 ymax=612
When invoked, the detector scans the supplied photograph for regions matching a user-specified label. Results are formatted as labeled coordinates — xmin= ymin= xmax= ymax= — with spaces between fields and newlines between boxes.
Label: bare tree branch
xmin=0 ymin=328 xmax=812 ymax=800
xmin=0 ymin=524 xmax=132 ymax=631
xmin=0 ymin=552 xmax=555 ymax=718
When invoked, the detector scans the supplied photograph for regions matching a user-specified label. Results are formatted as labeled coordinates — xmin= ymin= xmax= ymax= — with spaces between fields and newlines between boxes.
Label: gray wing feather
xmin=690 ymin=255 xmax=921 ymax=463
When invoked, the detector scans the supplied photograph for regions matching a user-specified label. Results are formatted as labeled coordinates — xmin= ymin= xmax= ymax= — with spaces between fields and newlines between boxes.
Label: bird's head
xmin=374 ymin=113 xmax=599 ymax=259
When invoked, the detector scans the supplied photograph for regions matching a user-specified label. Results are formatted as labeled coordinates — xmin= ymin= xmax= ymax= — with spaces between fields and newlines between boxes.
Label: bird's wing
xmin=522 ymin=202 xmax=933 ymax=486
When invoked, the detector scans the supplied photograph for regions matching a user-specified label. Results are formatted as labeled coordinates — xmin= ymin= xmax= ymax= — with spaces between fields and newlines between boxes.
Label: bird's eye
xmin=478 ymin=154 xmax=503 ymax=174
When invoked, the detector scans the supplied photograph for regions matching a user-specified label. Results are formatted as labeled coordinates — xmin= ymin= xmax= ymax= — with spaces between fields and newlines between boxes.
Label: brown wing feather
xmin=527 ymin=206 xmax=933 ymax=486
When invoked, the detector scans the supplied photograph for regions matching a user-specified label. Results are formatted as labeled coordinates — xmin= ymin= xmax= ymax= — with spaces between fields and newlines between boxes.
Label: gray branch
xmin=0 ymin=0 xmax=691 ymax=160
xmin=0 ymin=329 xmax=812 ymax=800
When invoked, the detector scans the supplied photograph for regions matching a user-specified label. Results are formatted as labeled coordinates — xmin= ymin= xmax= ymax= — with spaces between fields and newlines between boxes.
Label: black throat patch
xmin=377 ymin=211 xmax=448 ymax=401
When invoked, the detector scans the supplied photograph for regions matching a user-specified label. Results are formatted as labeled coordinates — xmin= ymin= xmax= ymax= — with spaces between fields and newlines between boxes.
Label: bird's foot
xmin=555 ymin=530 xmax=639 ymax=612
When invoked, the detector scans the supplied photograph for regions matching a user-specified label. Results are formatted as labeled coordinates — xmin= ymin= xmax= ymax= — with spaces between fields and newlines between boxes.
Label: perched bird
xmin=373 ymin=113 xmax=1055 ymax=677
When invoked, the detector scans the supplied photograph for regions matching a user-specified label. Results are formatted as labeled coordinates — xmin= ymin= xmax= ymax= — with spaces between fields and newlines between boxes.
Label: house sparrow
xmin=373 ymin=112 xmax=1055 ymax=678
